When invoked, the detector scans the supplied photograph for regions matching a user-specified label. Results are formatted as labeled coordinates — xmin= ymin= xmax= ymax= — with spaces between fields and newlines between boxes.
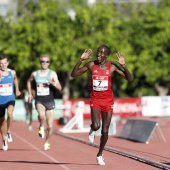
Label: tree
xmin=0 ymin=0 xmax=169 ymax=99
xmin=123 ymin=0 xmax=170 ymax=96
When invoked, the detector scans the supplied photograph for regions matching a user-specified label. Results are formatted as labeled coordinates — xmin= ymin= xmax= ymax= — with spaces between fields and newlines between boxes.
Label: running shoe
xmin=88 ymin=131 xmax=95 ymax=143
xmin=96 ymin=156 xmax=105 ymax=165
xmin=6 ymin=133 xmax=13 ymax=142
xmin=2 ymin=140 xmax=8 ymax=151
xmin=44 ymin=143 xmax=50 ymax=151
xmin=38 ymin=126 xmax=44 ymax=138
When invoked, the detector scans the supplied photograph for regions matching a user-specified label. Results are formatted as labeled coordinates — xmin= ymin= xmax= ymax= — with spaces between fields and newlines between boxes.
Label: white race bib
xmin=92 ymin=75 xmax=108 ymax=91
xmin=37 ymin=84 xmax=49 ymax=96
xmin=0 ymin=83 xmax=13 ymax=96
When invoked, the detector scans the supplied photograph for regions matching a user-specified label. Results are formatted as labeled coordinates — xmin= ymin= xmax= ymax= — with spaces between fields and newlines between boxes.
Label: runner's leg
xmin=45 ymin=109 xmax=54 ymax=144
xmin=0 ymin=117 xmax=6 ymax=141
xmin=36 ymin=103 xmax=45 ymax=127
xmin=90 ymin=108 xmax=101 ymax=131
xmin=6 ymin=105 xmax=14 ymax=134
xmin=97 ymin=111 xmax=112 ymax=157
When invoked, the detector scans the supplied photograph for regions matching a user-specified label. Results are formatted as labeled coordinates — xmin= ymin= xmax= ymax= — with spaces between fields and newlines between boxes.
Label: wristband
xmin=79 ymin=59 xmax=83 ymax=62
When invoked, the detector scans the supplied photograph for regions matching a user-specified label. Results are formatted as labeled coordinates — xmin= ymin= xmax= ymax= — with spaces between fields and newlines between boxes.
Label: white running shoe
xmin=38 ymin=126 xmax=44 ymax=138
xmin=96 ymin=156 xmax=105 ymax=165
xmin=2 ymin=140 xmax=8 ymax=151
xmin=44 ymin=143 xmax=50 ymax=151
xmin=6 ymin=133 xmax=13 ymax=142
xmin=88 ymin=131 xmax=95 ymax=143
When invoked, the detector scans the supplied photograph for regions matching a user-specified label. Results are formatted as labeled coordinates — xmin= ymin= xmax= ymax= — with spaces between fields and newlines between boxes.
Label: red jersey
xmin=90 ymin=62 xmax=114 ymax=101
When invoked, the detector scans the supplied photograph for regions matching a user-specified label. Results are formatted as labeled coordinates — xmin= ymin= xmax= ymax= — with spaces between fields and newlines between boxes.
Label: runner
xmin=71 ymin=45 xmax=133 ymax=165
xmin=0 ymin=55 xmax=21 ymax=151
xmin=23 ymin=89 xmax=35 ymax=131
xmin=27 ymin=54 xmax=62 ymax=150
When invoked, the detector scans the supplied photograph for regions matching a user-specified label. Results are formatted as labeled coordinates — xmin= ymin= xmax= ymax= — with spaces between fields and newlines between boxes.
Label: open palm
xmin=116 ymin=52 xmax=125 ymax=66
xmin=80 ymin=49 xmax=92 ymax=60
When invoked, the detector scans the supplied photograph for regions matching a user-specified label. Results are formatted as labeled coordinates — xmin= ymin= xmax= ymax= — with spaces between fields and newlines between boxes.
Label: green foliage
xmin=0 ymin=0 xmax=170 ymax=98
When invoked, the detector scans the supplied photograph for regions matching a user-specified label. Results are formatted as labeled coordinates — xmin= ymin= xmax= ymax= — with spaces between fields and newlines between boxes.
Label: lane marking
xmin=13 ymin=132 xmax=70 ymax=170
xmin=54 ymin=130 xmax=170 ymax=170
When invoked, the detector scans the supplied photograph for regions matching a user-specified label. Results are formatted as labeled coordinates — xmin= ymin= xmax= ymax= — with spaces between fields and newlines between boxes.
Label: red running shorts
xmin=90 ymin=99 xmax=114 ymax=112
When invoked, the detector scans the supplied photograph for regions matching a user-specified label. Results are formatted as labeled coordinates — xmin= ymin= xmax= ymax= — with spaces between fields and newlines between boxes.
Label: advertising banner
xmin=63 ymin=96 xmax=170 ymax=118
xmin=142 ymin=96 xmax=170 ymax=117
xmin=113 ymin=98 xmax=142 ymax=117
xmin=63 ymin=98 xmax=142 ymax=118
xmin=10 ymin=96 xmax=170 ymax=120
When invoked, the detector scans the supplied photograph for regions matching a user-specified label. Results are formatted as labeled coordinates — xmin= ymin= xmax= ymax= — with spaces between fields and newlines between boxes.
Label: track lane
xmin=1 ymin=120 xmax=169 ymax=170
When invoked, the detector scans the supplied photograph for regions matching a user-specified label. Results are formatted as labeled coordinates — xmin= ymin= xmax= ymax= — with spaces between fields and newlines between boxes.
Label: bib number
xmin=92 ymin=75 xmax=108 ymax=91
xmin=0 ymin=83 xmax=13 ymax=96
xmin=37 ymin=84 xmax=49 ymax=96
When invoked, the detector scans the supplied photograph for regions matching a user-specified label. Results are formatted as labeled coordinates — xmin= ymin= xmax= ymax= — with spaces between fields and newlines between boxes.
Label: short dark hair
xmin=101 ymin=45 xmax=111 ymax=56
xmin=0 ymin=55 xmax=8 ymax=61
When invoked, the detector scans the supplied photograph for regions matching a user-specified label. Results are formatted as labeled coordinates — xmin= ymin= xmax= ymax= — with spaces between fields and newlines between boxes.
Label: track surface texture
xmin=0 ymin=117 xmax=170 ymax=170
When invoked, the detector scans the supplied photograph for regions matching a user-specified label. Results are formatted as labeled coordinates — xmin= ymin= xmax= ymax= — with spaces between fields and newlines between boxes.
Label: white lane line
xmin=13 ymin=132 xmax=70 ymax=170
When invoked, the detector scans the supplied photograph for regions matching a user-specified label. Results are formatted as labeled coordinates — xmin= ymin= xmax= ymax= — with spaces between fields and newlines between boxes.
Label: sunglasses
xmin=40 ymin=60 xmax=50 ymax=63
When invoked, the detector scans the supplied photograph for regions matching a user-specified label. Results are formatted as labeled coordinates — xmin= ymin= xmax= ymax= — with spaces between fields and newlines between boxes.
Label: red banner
xmin=113 ymin=98 xmax=142 ymax=117
xmin=63 ymin=98 xmax=142 ymax=119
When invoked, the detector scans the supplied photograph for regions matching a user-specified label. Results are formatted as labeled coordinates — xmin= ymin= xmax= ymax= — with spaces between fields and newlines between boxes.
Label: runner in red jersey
xmin=71 ymin=45 xmax=133 ymax=165
xmin=90 ymin=61 xmax=114 ymax=112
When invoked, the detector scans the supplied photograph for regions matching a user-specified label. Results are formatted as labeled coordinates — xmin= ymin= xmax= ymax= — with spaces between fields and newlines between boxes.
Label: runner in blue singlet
xmin=0 ymin=55 xmax=21 ymax=151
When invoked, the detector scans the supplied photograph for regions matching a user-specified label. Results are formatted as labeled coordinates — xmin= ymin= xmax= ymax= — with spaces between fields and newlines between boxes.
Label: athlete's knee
xmin=102 ymin=123 xmax=110 ymax=133
xmin=7 ymin=113 xmax=13 ymax=119
xmin=92 ymin=122 xmax=100 ymax=131
xmin=38 ymin=114 xmax=44 ymax=120
xmin=47 ymin=124 xmax=53 ymax=131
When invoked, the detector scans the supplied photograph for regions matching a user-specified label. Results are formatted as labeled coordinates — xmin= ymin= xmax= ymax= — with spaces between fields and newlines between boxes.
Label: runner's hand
xmin=116 ymin=52 xmax=126 ymax=67
xmin=80 ymin=49 xmax=92 ymax=61
xmin=28 ymin=95 xmax=32 ymax=103
xmin=16 ymin=90 xmax=21 ymax=97
xmin=48 ymin=79 xmax=56 ymax=87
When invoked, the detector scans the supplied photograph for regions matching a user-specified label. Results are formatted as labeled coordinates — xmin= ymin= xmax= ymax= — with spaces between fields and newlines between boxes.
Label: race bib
xmin=0 ymin=83 xmax=13 ymax=96
xmin=92 ymin=75 xmax=108 ymax=91
xmin=37 ymin=84 xmax=49 ymax=96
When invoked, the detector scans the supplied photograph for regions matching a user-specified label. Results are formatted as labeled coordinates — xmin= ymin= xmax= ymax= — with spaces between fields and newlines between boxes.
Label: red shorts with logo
xmin=90 ymin=99 xmax=114 ymax=112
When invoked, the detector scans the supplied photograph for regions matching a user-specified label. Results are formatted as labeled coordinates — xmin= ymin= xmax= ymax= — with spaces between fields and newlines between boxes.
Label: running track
xmin=0 ymin=117 xmax=170 ymax=170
